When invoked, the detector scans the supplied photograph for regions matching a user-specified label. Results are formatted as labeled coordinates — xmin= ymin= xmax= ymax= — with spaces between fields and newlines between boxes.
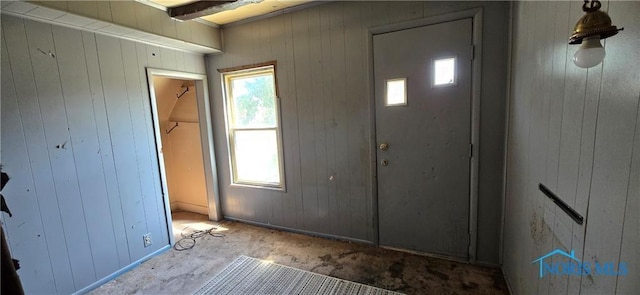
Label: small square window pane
xmin=434 ymin=57 xmax=456 ymax=86
xmin=231 ymin=74 xmax=277 ymax=128
xmin=386 ymin=78 xmax=406 ymax=106
xmin=234 ymin=130 xmax=280 ymax=184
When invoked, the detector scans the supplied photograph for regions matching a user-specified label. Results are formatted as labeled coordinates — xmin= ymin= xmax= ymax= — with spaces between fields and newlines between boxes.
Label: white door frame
xmin=367 ymin=8 xmax=483 ymax=263
xmin=146 ymin=68 xmax=222 ymax=245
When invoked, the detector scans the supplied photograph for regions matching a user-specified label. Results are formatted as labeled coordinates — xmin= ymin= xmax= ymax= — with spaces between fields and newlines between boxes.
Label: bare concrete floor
xmin=91 ymin=212 xmax=508 ymax=294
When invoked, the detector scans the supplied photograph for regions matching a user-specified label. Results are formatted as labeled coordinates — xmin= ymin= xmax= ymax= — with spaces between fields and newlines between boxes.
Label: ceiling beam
xmin=168 ymin=0 xmax=260 ymax=21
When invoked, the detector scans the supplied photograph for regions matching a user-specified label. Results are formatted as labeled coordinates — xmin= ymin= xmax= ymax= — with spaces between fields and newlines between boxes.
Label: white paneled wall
xmin=503 ymin=1 xmax=640 ymax=294
xmin=207 ymin=1 xmax=509 ymax=264
xmin=0 ymin=14 xmax=205 ymax=293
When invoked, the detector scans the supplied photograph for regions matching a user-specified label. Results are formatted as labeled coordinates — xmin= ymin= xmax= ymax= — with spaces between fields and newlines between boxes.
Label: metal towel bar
xmin=539 ymin=183 xmax=584 ymax=225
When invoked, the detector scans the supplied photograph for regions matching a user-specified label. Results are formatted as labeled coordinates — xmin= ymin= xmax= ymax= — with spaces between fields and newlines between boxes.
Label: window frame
xmin=219 ymin=62 xmax=286 ymax=191
xmin=384 ymin=77 xmax=408 ymax=106
xmin=431 ymin=56 xmax=458 ymax=88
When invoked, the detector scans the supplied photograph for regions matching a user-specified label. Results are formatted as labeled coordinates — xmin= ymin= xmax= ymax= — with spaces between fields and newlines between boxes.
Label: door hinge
xmin=469 ymin=143 xmax=473 ymax=158
xmin=470 ymin=45 xmax=475 ymax=61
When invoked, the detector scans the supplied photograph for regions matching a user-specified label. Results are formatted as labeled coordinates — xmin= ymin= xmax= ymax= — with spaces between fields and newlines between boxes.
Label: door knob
xmin=379 ymin=143 xmax=389 ymax=151
xmin=381 ymin=159 xmax=389 ymax=166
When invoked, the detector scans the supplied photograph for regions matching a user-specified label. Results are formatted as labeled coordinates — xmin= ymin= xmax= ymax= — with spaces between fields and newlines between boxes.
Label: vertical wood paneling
xmin=96 ymin=34 xmax=149 ymax=262
xmin=534 ymin=4 xmax=555 ymax=294
xmin=308 ymin=7 xmax=329 ymax=232
xmin=160 ymin=47 xmax=177 ymax=70
xmin=210 ymin=29 xmax=233 ymax=216
xmin=547 ymin=1 xmax=574 ymax=294
xmin=81 ymin=31 xmax=131 ymax=269
xmin=504 ymin=0 xmax=640 ymax=294
xmin=537 ymin=2 xmax=565 ymax=293
xmin=96 ymin=1 xmax=112 ymax=23
xmin=161 ymin=14 xmax=177 ymax=39
xmin=190 ymin=52 xmax=206 ymax=74
xmin=2 ymin=21 xmax=62 ymax=293
xmin=566 ymin=0 xmax=599 ymax=292
xmin=175 ymin=51 xmax=186 ymax=72
xmin=43 ymin=1 xmax=68 ymax=12
xmin=109 ymin=1 xmax=136 ymax=29
xmin=617 ymin=93 xmax=640 ymax=293
xmin=520 ymin=1 xmax=548 ymax=292
xmin=581 ymin=0 xmax=640 ymax=292
xmin=291 ymin=9 xmax=318 ymax=231
xmin=328 ymin=3 xmax=351 ymax=238
xmin=344 ymin=2 xmax=367 ymax=240
xmin=146 ymin=45 xmax=163 ymax=69
xmin=367 ymin=1 xmax=390 ymax=28
xmin=208 ymin=1 xmax=509 ymax=249
xmin=282 ymin=13 xmax=304 ymax=229
xmin=149 ymin=7 xmax=164 ymax=36
xmin=134 ymin=3 xmax=154 ymax=33
xmin=68 ymin=1 xmax=98 ymax=19
xmin=190 ymin=20 xmax=206 ymax=46
xmin=175 ymin=20 xmax=193 ymax=43
xmin=528 ymin=3 xmax=549 ymax=291
xmin=121 ymin=39 xmax=166 ymax=254
xmin=318 ymin=4 xmax=335 ymax=232
xmin=387 ymin=1 xmax=423 ymax=23
xmin=2 ymin=13 xmax=206 ymax=293
xmin=24 ymin=19 xmax=97 ymax=288
xmin=183 ymin=51 xmax=196 ymax=73
xmin=136 ymin=43 xmax=170 ymax=248
xmin=52 ymin=25 xmax=119 ymax=279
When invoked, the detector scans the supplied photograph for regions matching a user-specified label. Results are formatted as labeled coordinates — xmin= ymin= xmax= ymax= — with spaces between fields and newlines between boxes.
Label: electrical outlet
xmin=143 ymin=233 xmax=152 ymax=247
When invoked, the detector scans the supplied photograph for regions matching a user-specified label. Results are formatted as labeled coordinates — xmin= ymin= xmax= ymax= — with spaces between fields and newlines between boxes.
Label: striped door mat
xmin=194 ymin=255 xmax=403 ymax=295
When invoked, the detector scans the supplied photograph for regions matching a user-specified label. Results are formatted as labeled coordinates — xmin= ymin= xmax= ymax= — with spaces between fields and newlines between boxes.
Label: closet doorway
xmin=146 ymin=69 xmax=221 ymax=244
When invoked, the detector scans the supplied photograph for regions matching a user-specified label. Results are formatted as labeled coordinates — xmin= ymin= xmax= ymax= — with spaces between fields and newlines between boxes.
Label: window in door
xmin=433 ymin=57 xmax=457 ymax=87
xmin=221 ymin=63 xmax=285 ymax=189
xmin=385 ymin=78 xmax=407 ymax=106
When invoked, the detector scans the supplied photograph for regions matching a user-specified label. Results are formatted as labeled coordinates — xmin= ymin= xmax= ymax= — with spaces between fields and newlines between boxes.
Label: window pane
xmin=234 ymin=130 xmax=280 ymax=184
xmin=386 ymin=78 xmax=406 ymax=106
xmin=433 ymin=57 xmax=456 ymax=86
xmin=231 ymin=74 xmax=277 ymax=128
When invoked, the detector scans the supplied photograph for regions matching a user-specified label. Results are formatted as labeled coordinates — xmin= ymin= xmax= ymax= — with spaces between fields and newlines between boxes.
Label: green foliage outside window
xmin=232 ymin=74 xmax=276 ymax=128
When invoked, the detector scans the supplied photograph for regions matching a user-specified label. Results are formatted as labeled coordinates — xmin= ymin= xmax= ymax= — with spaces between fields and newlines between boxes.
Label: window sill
xmin=229 ymin=182 xmax=286 ymax=193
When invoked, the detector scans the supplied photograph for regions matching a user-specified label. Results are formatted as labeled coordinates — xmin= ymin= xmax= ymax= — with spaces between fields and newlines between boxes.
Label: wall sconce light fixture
xmin=569 ymin=0 xmax=623 ymax=68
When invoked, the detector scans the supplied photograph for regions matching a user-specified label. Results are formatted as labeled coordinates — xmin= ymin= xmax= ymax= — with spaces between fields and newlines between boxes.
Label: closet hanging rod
xmin=166 ymin=122 xmax=179 ymax=134
xmin=176 ymin=87 xmax=189 ymax=99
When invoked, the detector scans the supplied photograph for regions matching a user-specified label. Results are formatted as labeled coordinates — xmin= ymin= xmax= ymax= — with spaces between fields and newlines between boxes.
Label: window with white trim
xmin=221 ymin=64 xmax=285 ymax=189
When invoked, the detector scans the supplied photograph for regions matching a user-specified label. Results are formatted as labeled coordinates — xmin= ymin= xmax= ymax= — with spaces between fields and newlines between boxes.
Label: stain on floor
xmin=91 ymin=212 xmax=509 ymax=295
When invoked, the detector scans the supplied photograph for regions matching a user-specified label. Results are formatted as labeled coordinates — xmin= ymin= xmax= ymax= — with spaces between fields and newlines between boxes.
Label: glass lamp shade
xmin=573 ymin=37 xmax=606 ymax=68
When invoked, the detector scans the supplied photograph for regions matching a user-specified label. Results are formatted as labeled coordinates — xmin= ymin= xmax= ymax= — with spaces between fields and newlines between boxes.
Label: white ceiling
xmin=149 ymin=0 xmax=313 ymax=25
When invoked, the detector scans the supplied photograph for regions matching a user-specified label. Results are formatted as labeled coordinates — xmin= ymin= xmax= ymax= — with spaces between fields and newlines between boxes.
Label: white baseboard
xmin=171 ymin=201 xmax=208 ymax=215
